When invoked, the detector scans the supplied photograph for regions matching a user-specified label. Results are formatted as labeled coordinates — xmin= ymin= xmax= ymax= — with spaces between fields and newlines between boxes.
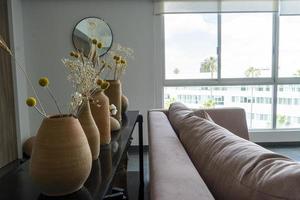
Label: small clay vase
xmin=30 ymin=115 xmax=92 ymax=196
xmin=105 ymin=80 xmax=122 ymax=122
xmin=110 ymin=116 xmax=121 ymax=131
xmin=90 ymin=90 xmax=111 ymax=145
xmin=23 ymin=136 xmax=36 ymax=157
xmin=121 ymin=95 xmax=129 ymax=115
xmin=78 ymin=101 xmax=100 ymax=160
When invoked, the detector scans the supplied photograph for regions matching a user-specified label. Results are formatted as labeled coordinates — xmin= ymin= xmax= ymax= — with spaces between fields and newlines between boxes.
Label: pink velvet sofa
xmin=148 ymin=103 xmax=300 ymax=200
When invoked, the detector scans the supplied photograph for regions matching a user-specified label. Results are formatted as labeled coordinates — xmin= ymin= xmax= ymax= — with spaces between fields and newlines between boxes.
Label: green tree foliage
xmin=164 ymin=97 xmax=176 ymax=109
xmin=277 ymin=114 xmax=287 ymax=127
xmin=293 ymin=69 xmax=300 ymax=77
xmin=245 ymin=67 xmax=261 ymax=78
xmin=200 ymin=57 xmax=217 ymax=79
xmin=202 ymin=99 xmax=216 ymax=108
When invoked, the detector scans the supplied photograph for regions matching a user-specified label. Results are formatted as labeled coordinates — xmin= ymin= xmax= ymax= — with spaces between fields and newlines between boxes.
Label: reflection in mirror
xmin=73 ymin=17 xmax=113 ymax=57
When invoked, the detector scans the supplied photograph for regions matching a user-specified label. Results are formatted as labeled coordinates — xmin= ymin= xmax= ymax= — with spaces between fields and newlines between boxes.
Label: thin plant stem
xmin=76 ymin=99 xmax=87 ymax=117
xmin=114 ymin=64 xmax=118 ymax=80
xmin=46 ymin=86 xmax=62 ymax=114
xmin=34 ymin=106 xmax=47 ymax=118
xmin=13 ymin=56 xmax=47 ymax=116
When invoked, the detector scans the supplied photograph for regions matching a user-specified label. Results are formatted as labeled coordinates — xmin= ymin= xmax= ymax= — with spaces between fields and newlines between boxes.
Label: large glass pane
xmin=164 ymin=14 xmax=218 ymax=79
xmin=278 ymin=16 xmax=300 ymax=77
xmin=277 ymin=85 xmax=300 ymax=128
xmin=164 ymin=85 xmax=273 ymax=129
xmin=221 ymin=13 xmax=273 ymax=78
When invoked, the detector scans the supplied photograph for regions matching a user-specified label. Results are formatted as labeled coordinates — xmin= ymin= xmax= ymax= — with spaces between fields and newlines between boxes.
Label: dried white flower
xmin=62 ymin=54 xmax=100 ymax=116
xmin=110 ymin=104 xmax=117 ymax=115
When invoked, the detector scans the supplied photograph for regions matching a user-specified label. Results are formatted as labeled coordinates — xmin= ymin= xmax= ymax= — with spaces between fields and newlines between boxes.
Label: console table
xmin=0 ymin=111 xmax=144 ymax=200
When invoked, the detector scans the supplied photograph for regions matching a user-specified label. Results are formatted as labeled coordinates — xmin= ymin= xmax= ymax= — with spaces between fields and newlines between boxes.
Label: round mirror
xmin=72 ymin=17 xmax=113 ymax=57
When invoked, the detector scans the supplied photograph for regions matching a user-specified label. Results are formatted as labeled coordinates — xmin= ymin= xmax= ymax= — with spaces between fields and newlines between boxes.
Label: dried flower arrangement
xmin=0 ymin=35 xmax=112 ymax=118
xmin=62 ymin=38 xmax=113 ymax=117
xmin=101 ymin=43 xmax=134 ymax=80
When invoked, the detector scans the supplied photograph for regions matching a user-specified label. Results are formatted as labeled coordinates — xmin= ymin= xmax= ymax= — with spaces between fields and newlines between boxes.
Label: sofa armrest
xmin=148 ymin=111 xmax=215 ymax=200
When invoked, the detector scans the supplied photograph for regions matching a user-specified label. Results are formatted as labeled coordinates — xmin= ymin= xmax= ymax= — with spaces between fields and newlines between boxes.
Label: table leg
xmin=137 ymin=114 xmax=144 ymax=200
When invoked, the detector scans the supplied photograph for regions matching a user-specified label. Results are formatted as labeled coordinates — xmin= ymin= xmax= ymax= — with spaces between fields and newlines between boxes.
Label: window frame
xmin=162 ymin=12 xmax=300 ymax=131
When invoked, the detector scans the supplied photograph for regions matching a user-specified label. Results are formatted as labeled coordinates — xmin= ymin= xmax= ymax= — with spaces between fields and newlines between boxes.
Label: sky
xmin=164 ymin=13 xmax=300 ymax=79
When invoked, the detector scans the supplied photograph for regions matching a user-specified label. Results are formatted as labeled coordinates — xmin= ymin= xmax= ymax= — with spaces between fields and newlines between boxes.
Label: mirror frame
xmin=72 ymin=16 xmax=113 ymax=57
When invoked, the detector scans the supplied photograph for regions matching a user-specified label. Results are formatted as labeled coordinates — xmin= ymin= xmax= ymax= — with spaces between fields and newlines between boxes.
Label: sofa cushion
xmin=148 ymin=111 xmax=215 ymax=200
xmin=168 ymin=102 xmax=195 ymax=137
xmin=194 ymin=108 xmax=249 ymax=140
xmin=169 ymin=103 xmax=300 ymax=199
xmin=194 ymin=110 xmax=214 ymax=122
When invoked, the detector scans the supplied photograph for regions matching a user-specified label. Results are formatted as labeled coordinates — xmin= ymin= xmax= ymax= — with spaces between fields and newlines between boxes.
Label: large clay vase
xmin=78 ymin=101 xmax=100 ymax=160
xmin=30 ymin=115 xmax=92 ymax=196
xmin=105 ymin=80 xmax=122 ymax=122
xmin=90 ymin=91 xmax=111 ymax=145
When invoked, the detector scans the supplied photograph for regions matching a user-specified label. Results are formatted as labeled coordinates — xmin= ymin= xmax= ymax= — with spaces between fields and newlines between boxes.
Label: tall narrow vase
xmin=30 ymin=115 xmax=92 ymax=196
xmin=90 ymin=90 xmax=111 ymax=145
xmin=105 ymin=80 xmax=122 ymax=122
xmin=78 ymin=101 xmax=100 ymax=160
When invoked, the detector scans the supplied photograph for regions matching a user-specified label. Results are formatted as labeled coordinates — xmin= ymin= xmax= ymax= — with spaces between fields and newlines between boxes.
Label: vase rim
xmin=105 ymin=79 xmax=120 ymax=82
xmin=48 ymin=114 xmax=77 ymax=119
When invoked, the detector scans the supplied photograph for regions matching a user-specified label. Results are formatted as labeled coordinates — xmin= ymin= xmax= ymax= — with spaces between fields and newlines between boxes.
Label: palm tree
xmin=200 ymin=57 xmax=217 ymax=79
xmin=244 ymin=67 xmax=261 ymax=128
xmin=173 ymin=68 xmax=180 ymax=74
xmin=200 ymin=57 xmax=217 ymax=100
xmin=245 ymin=67 xmax=261 ymax=78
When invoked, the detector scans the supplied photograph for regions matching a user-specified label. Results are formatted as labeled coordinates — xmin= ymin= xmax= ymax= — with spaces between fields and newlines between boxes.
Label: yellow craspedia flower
xmin=39 ymin=77 xmax=49 ymax=87
xmin=96 ymin=79 xmax=103 ymax=86
xmin=113 ymin=55 xmax=120 ymax=61
xmin=120 ymin=59 xmax=126 ymax=64
xmin=101 ymin=81 xmax=110 ymax=90
xmin=74 ymin=53 xmax=79 ymax=58
xmin=70 ymin=51 xmax=75 ymax=57
xmin=92 ymin=38 xmax=98 ymax=45
xmin=26 ymin=97 xmax=37 ymax=107
xmin=97 ymin=42 xmax=102 ymax=49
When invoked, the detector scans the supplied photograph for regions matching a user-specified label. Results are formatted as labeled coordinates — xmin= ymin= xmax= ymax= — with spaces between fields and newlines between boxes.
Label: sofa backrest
xmin=160 ymin=104 xmax=250 ymax=140
xmin=168 ymin=102 xmax=300 ymax=200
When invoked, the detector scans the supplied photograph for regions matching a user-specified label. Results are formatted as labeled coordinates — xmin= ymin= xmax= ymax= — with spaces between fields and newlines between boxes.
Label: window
xmin=164 ymin=86 xmax=272 ymax=129
xmin=277 ymin=85 xmax=300 ymax=128
xmin=221 ymin=13 xmax=273 ymax=78
xmin=279 ymin=16 xmax=300 ymax=77
xmin=163 ymin=13 xmax=300 ymax=130
xmin=164 ymin=14 xmax=218 ymax=80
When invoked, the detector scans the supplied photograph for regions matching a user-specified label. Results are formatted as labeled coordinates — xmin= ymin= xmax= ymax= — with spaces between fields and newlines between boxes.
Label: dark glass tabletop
xmin=0 ymin=111 xmax=140 ymax=200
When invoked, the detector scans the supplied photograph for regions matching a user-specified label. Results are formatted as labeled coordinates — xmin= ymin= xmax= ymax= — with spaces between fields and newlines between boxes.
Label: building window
xmin=163 ymin=13 xmax=300 ymax=130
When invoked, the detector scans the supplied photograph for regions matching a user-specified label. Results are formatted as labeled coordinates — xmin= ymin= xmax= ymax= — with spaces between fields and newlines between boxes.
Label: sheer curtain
xmin=154 ymin=0 xmax=300 ymax=15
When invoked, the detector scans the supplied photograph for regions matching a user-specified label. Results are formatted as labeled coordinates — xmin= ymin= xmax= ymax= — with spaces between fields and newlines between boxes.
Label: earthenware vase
xmin=121 ymin=95 xmax=129 ymax=115
xmin=90 ymin=90 xmax=111 ymax=145
xmin=105 ymin=80 xmax=122 ymax=122
xmin=110 ymin=116 xmax=121 ymax=131
xmin=78 ymin=101 xmax=100 ymax=160
xmin=30 ymin=115 xmax=92 ymax=196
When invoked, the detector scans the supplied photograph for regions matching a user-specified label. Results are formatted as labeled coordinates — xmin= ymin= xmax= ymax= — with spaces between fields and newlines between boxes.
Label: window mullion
xmin=272 ymin=12 xmax=280 ymax=129
xmin=217 ymin=13 xmax=222 ymax=84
